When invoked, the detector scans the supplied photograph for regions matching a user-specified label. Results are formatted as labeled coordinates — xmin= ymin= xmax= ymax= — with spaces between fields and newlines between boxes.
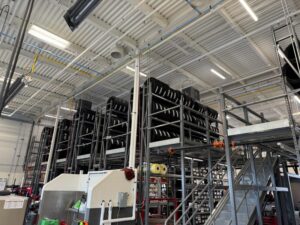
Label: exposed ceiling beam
xmin=10 ymin=94 xmax=52 ymax=106
xmin=150 ymin=52 xmax=215 ymax=91
xmin=6 ymin=16 xmax=111 ymax=68
xmin=126 ymin=0 xmax=169 ymax=28
xmin=0 ymin=61 xmax=74 ymax=92
xmin=0 ymin=42 xmax=92 ymax=82
xmin=52 ymin=0 xmax=137 ymax=49
xmin=179 ymin=33 xmax=240 ymax=80
xmin=7 ymin=101 xmax=42 ymax=113
xmin=218 ymin=8 xmax=276 ymax=69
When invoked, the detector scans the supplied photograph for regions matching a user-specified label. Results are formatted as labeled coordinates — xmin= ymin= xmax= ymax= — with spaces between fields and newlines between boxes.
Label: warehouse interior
xmin=1 ymin=0 xmax=300 ymax=224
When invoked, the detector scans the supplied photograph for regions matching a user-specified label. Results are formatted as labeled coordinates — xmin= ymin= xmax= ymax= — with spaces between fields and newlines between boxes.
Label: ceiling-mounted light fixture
xmin=277 ymin=47 xmax=285 ymax=59
xmin=126 ymin=66 xmax=147 ymax=77
xmin=64 ymin=0 xmax=102 ymax=31
xmin=294 ymin=95 xmax=300 ymax=104
xmin=60 ymin=106 xmax=77 ymax=112
xmin=45 ymin=114 xmax=63 ymax=119
xmin=211 ymin=69 xmax=226 ymax=80
xmin=28 ymin=25 xmax=70 ymax=49
xmin=239 ymin=0 xmax=258 ymax=21
xmin=0 ymin=76 xmax=15 ymax=83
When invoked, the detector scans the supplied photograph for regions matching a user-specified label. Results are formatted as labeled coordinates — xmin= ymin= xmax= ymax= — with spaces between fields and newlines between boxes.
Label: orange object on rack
xmin=212 ymin=140 xmax=236 ymax=149
xmin=167 ymin=147 xmax=176 ymax=156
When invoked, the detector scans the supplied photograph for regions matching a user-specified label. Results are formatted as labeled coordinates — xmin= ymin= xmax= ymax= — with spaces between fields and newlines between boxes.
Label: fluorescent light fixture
xmin=126 ymin=66 xmax=147 ymax=77
xmin=184 ymin=156 xmax=204 ymax=162
xmin=1 ymin=112 xmax=11 ymax=117
xmin=216 ymin=64 xmax=231 ymax=76
xmin=211 ymin=69 xmax=226 ymax=80
xmin=60 ymin=106 xmax=77 ymax=112
xmin=239 ymin=0 xmax=258 ymax=21
xmin=293 ymin=112 xmax=300 ymax=116
xmin=0 ymin=77 xmax=15 ymax=83
xmin=28 ymin=25 xmax=70 ymax=49
xmin=277 ymin=47 xmax=285 ymax=59
xmin=45 ymin=114 xmax=62 ymax=119
xmin=294 ymin=95 xmax=300 ymax=104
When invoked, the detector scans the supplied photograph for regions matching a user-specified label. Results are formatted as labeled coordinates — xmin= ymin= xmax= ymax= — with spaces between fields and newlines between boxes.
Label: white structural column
xmin=128 ymin=54 xmax=140 ymax=168
xmin=43 ymin=105 xmax=60 ymax=184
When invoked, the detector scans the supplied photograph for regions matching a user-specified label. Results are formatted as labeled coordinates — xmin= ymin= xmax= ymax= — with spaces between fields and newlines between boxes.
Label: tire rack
xmin=49 ymin=119 xmax=72 ymax=180
xmin=140 ymin=78 xmax=222 ymax=224
xmin=68 ymin=106 xmax=98 ymax=174
xmin=90 ymin=109 xmax=104 ymax=170
xmin=186 ymin=159 xmax=227 ymax=224
xmin=99 ymin=97 xmax=131 ymax=169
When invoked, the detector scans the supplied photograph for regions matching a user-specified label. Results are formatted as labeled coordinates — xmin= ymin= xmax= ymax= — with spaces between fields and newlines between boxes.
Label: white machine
xmin=39 ymin=169 xmax=137 ymax=225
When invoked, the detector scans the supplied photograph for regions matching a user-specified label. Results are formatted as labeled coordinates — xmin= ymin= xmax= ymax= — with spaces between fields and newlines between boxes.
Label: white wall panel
xmin=0 ymin=118 xmax=32 ymax=185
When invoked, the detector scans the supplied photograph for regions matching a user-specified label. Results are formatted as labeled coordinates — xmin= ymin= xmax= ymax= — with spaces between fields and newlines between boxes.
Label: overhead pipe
xmin=0 ymin=0 xmax=35 ymax=114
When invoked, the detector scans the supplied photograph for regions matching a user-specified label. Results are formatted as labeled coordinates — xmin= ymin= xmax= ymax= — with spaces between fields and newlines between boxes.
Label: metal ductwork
xmin=110 ymin=45 xmax=126 ymax=59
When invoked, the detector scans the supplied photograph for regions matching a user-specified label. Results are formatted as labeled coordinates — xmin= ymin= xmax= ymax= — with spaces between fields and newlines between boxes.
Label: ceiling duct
xmin=64 ymin=0 xmax=102 ymax=31
xmin=110 ymin=45 xmax=125 ymax=59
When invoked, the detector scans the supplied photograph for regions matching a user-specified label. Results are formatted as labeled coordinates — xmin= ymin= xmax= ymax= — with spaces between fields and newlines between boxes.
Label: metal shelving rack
xmin=49 ymin=119 xmax=72 ymax=180
xmin=99 ymin=96 xmax=131 ymax=170
xmin=68 ymin=100 xmax=97 ymax=174
xmin=209 ymin=20 xmax=300 ymax=225
xmin=139 ymin=77 xmax=225 ymax=225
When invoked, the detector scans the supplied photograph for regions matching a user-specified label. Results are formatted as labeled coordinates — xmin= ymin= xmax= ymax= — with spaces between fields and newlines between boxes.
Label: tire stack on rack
xmin=282 ymin=40 xmax=300 ymax=95
xmin=56 ymin=119 xmax=72 ymax=159
xmin=73 ymin=100 xmax=96 ymax=156
xmin=106 ymin=96 xmax=129 ymax=150
xmin=143 ymin=78 xmax=219 ymax=144
xmin=41 ymin=127 xmax=54 ymax=162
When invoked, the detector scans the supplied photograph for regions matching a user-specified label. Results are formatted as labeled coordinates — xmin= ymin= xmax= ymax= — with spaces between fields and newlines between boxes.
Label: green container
xmin=39 ymin=218 xmax=59 ymax=225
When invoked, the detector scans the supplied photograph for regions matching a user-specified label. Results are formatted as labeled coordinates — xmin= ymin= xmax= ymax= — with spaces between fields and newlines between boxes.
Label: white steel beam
xmin=150 ymin=52 xmax=215 ymax=91
xmin=0 ymin=61 xmax=74 ymax=92
xmin=126 ymin=0 xmax=169 ymax=28
xmin=218 ymin=8 xmax=276 ymax=69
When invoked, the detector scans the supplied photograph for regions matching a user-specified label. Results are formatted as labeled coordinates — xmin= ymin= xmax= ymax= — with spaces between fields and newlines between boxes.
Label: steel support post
xmin=207 ymin=151 xmax=214 ymax=213
xmin=281 ymin=160 xmax=297 ymax=225
xmin=128 ymin=53 xmax=140 ymax=168
xmin=219 ymin=88 xmax=238 ymax=225
xmin=249 ymin=146 xmax=263 ymax=225
xmin=137 ymin=87 xmax=146 ymax=224
xmin=267 ymin=152 xmax=282 ymax=225
xmin=190 ymin=158 xmax=196 ymax=225
xmin=180 ymin=96 xmax=186 ymax=224
xmin=43 ymin=105 xmax=60 ymax=184
xmin=144 ymin=79 xmax=152 ymax=225
xmin=272 ymin=26 xmax=300 ymax=169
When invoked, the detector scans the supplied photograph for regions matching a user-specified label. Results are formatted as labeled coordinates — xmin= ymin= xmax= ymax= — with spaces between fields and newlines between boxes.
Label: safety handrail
xmin=204 ymin=150 xmax=261 ymax=225
xmin=164 ymin=153 xmax=227 ymax=225
xmin=228 ymin=157 xmax=270 ymax=225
